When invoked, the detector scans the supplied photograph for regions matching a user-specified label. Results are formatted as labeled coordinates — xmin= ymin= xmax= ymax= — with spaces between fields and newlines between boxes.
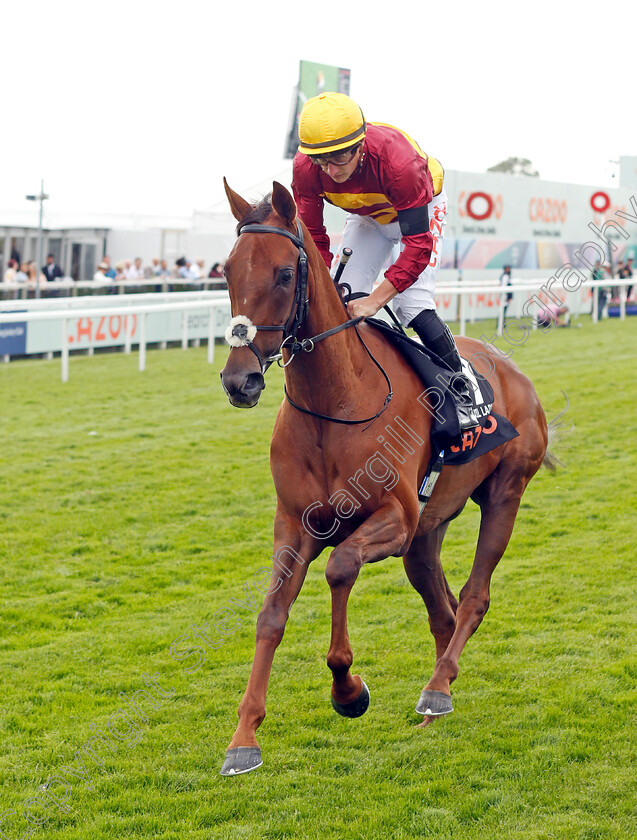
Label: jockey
xmin=292 ymin=91 xmax=467 ymax=380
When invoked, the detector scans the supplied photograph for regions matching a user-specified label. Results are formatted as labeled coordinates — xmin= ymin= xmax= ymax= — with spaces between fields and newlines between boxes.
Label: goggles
xmin=309 ymin=144 xmax=360 ymax=167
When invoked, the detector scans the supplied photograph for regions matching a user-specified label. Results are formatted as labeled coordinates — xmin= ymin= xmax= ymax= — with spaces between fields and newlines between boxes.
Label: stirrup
xmin=449 ymin=373 xmax=478 ymax=431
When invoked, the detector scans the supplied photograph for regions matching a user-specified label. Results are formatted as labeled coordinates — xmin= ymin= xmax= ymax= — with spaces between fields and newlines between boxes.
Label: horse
xmin=218 ymin=179 xmax=551 ymax=776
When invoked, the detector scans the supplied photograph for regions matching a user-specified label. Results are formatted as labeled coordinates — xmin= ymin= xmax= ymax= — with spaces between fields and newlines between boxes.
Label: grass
xmin=0 ymin=315 xmax=635 ymax=839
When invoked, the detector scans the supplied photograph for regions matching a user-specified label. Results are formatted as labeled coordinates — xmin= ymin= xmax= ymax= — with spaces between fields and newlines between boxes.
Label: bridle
xmin=226 ymin=220 xmax=312 ymax=371
xmin=226 ymin=219 xmax=393 ymax=426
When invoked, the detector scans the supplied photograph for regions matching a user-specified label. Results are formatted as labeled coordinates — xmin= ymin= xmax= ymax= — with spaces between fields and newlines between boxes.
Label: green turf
xmin=1 ymin=316 xmax=635 ymax=839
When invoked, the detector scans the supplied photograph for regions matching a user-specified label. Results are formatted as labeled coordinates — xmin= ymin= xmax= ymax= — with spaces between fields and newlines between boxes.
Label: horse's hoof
xmin=415 ymin=689 xmax=453 ymax=717
xmin=331 ymin=680 xmax=370 ymax=718
xmin=220 ymin=746 xmax=263 ymax=776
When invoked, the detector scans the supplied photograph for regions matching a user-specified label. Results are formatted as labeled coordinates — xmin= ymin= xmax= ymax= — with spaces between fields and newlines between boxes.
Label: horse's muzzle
xmin=220 ymin=369 xmax=265 ymax=408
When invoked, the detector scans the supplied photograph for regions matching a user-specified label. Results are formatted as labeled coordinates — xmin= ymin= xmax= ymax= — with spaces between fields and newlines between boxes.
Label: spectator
xmin=102 ymin=256 xmax=117 ymax=280
xmin=42 ymin=253 xmax=64 ymax=282
xmin=624 ymin=256 xmax=633 ymax=300
xmin=27 ymin=261 xmax=42 ymax=285
xmin=155 ymin=259 xmax=173 ymax=292
xmin=16 ymin=262 xmax=29 ymax=284
xmin=187 ymin=258 xmax=206 ymax=287
xmin=4 ymin=259 xmax=19 ymax=299
xmin=175 ymin=257 xmax=194 ymax=281
xmin=208 ymin=262 xmax=224 ymax=278
xmin=17 ymin=262 xmax=33 ymax=297
xmin=616 ymin=260 xmax=627 ymax=302
xmin=124 ymin=258 xmax=144 ymax=281
xmin=149 ymin=257 xmax=168 ymax=291
xmin=4 ymin=258 xmax=18 ymax=284
xmin=592 ymin=260 xmax=610 ymax=317
xmin=499 ymin=264 xmax=513 ymax=319
xmin=12 ymin=262 xmax=28 ymax=300
xmin=102 ymin=258 xmax=119 ymax=294
xmin=93 ymin=261 xmax=112 ymax=282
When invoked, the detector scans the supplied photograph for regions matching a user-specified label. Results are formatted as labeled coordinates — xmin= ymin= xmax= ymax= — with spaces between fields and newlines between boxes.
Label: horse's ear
xmin=271 ymin=181 xmax=297 ymax=226
xmin=224 ymin=178 xmax=252 ymax=222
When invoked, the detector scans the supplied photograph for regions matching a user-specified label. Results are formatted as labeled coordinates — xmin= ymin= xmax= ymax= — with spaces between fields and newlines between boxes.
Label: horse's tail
xmin=543 ymin=391 xmax=571 ymax=472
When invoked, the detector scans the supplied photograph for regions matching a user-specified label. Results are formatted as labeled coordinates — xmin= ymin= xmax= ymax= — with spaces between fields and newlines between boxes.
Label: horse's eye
xmin=277 ymin=268 xmax=294 ymax=287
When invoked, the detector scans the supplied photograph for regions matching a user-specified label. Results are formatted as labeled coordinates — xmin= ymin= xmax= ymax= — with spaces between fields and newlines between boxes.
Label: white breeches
xmin=330 ymin=187 xmax=448 ymax=326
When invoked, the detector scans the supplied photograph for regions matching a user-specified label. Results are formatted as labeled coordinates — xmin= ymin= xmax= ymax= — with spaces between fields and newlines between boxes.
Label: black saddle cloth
xmin=365 ymin=317 xmax=518 ymax=464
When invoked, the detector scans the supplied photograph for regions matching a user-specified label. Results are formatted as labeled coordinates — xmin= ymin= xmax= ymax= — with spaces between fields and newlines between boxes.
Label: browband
xmin=239 ymin=222 xmax=305 ymax=250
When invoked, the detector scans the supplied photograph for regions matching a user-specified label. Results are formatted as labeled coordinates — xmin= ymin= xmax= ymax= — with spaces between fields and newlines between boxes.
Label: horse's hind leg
xmin=445 ymin=576 xmax=459 ymax=615
xmin=417 ymin=469 xmax=527 ymax=715
xmin=403 ymin=521 xmax=457 ymax=663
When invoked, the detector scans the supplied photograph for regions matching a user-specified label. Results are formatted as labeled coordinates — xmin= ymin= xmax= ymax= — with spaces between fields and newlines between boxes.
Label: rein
xmin=227 ymin=219 xmax=393 ymax=426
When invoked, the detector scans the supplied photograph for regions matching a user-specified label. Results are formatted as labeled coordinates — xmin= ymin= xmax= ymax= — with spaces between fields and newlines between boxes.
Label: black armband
xmin=397 ymin=205 xmax=430 ymax=236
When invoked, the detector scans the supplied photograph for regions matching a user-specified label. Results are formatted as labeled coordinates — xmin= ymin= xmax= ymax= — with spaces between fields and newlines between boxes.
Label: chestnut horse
xmin=219 ymin=180 xmax=549 ymax=776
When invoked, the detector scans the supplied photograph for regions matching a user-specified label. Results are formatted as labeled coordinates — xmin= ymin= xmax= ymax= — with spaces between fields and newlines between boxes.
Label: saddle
xmin=365 ymin=316 xmax=519 ymax=469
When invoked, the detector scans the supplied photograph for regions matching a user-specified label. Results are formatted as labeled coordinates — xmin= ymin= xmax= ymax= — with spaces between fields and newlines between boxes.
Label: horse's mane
xmin=235 ymin=193 xmax=273 ymax=232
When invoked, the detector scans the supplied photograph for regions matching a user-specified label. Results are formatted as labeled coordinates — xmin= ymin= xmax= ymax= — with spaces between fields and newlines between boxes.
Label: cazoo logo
xmin=529 ymin=197 xmax=568 ymax=223
xmin=589 ymin=191 xmax=628 ymax=226
xmin=458 ymin=191 xmax=503 ymax=221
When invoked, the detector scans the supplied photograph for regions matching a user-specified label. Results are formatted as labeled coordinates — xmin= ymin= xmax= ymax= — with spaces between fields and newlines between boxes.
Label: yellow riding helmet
xmin=298 ymin=92 xmax=366 ymax=156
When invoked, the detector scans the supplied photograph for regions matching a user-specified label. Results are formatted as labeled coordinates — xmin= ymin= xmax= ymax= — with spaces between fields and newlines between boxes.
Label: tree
xmin=487 ymin=157 xmax=539 ymax=177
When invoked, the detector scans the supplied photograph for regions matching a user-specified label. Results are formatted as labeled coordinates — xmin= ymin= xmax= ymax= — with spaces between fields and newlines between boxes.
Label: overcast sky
xmin=3 ymin=1 xmax=634 ymax=220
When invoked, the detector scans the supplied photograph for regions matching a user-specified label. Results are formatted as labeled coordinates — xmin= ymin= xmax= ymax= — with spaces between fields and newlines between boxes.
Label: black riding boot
xmin=409 ymin=309 xmax=463 ymax=372
xmin=409 ymin=309 xmax=476 ymax=427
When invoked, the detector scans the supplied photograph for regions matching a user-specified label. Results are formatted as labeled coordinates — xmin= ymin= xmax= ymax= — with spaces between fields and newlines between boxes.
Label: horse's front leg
xmin=326 ymin=502 xmax=412 ymax=717
xmin=220 ymin=516 xmax=320 ymax=776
